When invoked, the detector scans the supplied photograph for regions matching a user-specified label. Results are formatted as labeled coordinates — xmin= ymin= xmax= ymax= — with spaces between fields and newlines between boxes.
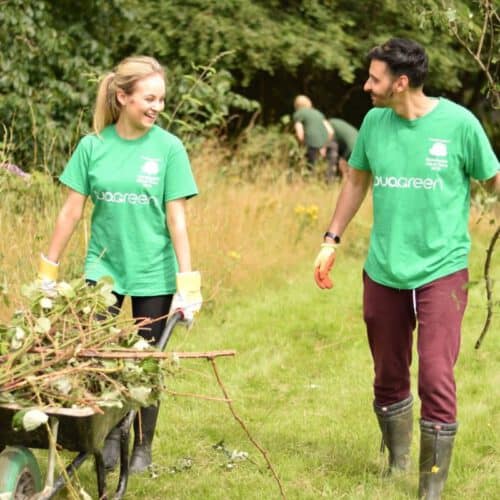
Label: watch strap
xmin=323 ymin=231 xmax=341 ymax=244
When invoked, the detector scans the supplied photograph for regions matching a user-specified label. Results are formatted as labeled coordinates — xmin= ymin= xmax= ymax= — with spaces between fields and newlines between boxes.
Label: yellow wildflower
xmin=294 ymin=204 xmax=306 ymax=215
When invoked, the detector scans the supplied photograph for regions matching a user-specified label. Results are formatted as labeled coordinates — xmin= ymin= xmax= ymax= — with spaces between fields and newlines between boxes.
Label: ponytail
xmin=92 ymin=73 xmax=120 ymax=134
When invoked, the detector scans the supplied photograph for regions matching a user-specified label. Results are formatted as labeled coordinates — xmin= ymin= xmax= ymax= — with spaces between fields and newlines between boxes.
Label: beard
xmin=370 ymin=89 xmax=394 ymax=107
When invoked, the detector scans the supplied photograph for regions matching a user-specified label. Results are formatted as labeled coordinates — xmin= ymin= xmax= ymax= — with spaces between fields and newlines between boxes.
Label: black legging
xmin=87 ymin=280 xmax=172 ymax=345
xmin=115 ymin=293 xmax=173 ymax=344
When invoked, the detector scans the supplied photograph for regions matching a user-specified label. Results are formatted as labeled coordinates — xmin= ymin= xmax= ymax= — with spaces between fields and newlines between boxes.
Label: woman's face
xmin=118 ymin=73 xmax=165 ymax=131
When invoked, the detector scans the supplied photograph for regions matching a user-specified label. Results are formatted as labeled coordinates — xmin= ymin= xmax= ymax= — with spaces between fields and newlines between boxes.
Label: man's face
xmin=363 ymin=60 xmax=399 ymax=107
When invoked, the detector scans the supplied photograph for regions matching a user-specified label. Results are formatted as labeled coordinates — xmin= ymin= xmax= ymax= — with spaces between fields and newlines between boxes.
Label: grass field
xmin=125 ymin=228 xmax=498 ymax=500
xmin=1 ymin=148 xmax=498 ymax=499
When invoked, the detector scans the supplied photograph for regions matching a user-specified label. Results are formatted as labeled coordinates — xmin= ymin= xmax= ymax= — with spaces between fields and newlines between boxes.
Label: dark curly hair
xmin=368 ymin=38 xmax=428 ymax=88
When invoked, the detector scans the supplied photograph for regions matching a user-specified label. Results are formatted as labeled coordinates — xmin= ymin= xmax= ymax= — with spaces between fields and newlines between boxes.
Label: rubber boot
xmin=419 ymin=420 xmax=457 ymax=499
xmin=129 ymin=404 xmax=160 ymax=474
xmin=102 ymin=426 xmax=121 ymax=471
xmin=374 ymin=395 xmax=413 ymax=473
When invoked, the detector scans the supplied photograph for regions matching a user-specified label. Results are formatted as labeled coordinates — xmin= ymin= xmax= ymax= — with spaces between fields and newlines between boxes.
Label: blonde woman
xmin=38 ymin=56 xmax=202 ymax=473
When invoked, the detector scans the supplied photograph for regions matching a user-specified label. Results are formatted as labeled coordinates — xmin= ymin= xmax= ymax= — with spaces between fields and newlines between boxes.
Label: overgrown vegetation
xmin=0 ymin=1 xmax=497 ymax=497
xmin=2 ymin=0 xmax=498 ymax=172
xmin=0 ymin=277 xmax=172 ymax=409
xmin=0 ymin=138 xmax=497 ymax=498
xmin=415 ymin=0 xmax=499 ymax=108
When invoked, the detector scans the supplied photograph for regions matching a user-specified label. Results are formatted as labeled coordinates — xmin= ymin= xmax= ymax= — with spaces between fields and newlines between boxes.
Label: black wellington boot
xmin=374 ymin=395 xmax=413 ymax=473
xmin=129 ymin=404 xmax=160 ymax=474
xmin=102 ymin=426 xmax=121 ymax=471
xmin=418 ymin=420 xmax=457 ymax=499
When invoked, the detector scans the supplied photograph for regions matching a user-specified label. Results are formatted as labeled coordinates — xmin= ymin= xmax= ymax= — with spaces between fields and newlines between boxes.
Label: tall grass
xmin=1 ymin=136 xmax=357 ymax=317
xmin=0 ymin=138 xmax=498 ymax=499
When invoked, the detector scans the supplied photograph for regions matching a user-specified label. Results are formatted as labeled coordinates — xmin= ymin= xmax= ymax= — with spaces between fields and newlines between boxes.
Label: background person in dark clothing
xmin=293 ymin=95 xmax=334 ymax=171
xmin=327 ymin=118 xmax=359 ymax=180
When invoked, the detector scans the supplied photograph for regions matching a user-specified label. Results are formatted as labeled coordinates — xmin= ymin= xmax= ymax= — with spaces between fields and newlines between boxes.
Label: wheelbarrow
xmin=0 ymin=312 xmax=182 ymax=499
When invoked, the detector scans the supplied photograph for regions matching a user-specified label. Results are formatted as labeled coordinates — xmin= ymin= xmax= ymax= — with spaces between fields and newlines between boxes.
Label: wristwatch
xmin=323 ymin=231 xmax=341 ymax=244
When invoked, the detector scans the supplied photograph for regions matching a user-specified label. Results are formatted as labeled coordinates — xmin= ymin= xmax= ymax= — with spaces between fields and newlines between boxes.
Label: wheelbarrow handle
xmin=156 ymin=311 xmax=183 ymax=351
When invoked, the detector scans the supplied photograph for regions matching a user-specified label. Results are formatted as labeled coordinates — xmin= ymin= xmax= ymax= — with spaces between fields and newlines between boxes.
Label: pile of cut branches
xmin=0 ymin=278 xmax=173 ymax=411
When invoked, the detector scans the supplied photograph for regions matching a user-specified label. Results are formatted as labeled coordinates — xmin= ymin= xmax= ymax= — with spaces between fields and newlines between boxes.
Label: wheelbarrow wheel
xmin=0 ymin=446 xmax=42 ymax=499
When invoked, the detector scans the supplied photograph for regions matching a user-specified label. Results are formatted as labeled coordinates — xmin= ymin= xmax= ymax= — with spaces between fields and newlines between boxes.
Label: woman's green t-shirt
xmin=59 ymin=125 xmax=198 ymax=296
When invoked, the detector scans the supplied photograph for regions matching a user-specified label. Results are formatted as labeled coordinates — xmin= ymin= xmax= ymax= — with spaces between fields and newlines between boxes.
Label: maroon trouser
xmin=363 ymin=269 xmax=468 ymax=423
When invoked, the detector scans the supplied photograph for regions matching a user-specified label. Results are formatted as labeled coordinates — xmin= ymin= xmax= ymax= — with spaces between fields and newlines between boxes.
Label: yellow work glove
xmin=314 ymin=243 xmax=337 ymax=289
xmin=38 ymin=254 xmax=59 ymax=295
xmin=169 ymin=271 xmax=203 ymax=326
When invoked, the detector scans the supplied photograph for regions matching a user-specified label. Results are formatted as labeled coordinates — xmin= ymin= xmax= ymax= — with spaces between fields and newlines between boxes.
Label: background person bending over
xmin=313 ymin=38 xmax=499 ymax=499
xmin=327 ymin=118 xmax=359 ymax=180
xmin=38 ymin=55 xmax=202 ymax=474
xmin=293 ymin=95 xmax=334 ymax=173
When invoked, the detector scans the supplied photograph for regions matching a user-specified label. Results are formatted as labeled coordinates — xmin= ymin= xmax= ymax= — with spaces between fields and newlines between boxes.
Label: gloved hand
xmin=169 ymin=271 xmax=202 ymax=326
xmin=38 ymin=254 xmax=59 ymax=296
xmin=314 ymin=243 xmax=337 ymax=289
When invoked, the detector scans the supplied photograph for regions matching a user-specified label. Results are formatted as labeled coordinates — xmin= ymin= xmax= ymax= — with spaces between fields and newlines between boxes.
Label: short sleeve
xmin=462 ymin=116 xmax=499 ymax=180
xmin=59 ymin=136 xmax=92 ymax=195
xmin=164 ymin=139 xmax=198 ymax=203
xmin=348 ymin=114 xmax=371 ymax=171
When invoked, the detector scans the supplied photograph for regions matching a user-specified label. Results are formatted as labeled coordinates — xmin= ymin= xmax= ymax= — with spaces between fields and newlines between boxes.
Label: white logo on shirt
xmin=142 ymin=160 xmax=159 ymax=175
xmin=374 ymin=176 xmax=443 ymax=190
xmin=426 ymin=139 xmax=449 ymax=171
xmin=429 ymin=142 xmax=447 ymax=157
xmin=136 ymin=157 xmax=160 ymax=188
xmin=94 ymin=191 xmax=159 ymax=205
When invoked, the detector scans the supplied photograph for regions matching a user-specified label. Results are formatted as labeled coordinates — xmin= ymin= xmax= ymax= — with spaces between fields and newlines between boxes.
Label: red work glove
xmin=314 ymin=243 xmax=337 ymax=289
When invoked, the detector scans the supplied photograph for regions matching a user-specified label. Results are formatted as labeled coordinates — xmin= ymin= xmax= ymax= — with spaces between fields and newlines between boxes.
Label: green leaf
xmin=128 ymin=385 xmax=153 ymax=406
xmin=34 ymin=317 xmax=51 ymax=333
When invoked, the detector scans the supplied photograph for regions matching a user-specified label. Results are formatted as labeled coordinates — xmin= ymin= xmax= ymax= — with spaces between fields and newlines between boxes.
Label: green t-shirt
xmin=329 ymin=118 xmax=358 ymax=156
xmin=59 ymin=125 xmax=198 ymax=296
xmin=349 ymin=98 xmax=499 ymax=289
xmin=293 ymin=108 xmax=329 ymax=148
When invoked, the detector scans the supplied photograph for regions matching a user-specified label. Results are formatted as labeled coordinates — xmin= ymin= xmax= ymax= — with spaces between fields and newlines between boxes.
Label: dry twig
xmin=210 ymin=358 xmax=287 ymax=500
xmin=475 ymin=225 xmax=499 ymax=349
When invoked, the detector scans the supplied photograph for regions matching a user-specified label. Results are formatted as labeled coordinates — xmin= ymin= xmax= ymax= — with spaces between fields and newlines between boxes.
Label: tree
xmin=1 ymin=0 xmax=496 ymax=170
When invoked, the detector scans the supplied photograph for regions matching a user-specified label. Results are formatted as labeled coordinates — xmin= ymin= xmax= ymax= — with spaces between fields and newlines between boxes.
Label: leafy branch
xmin=161 ymin=51 xmax=259 ymax=144
xmin=418 ymin=0 xmax=499 ymax=347
xmin=441 ymin=0 xmax=499 ymax=108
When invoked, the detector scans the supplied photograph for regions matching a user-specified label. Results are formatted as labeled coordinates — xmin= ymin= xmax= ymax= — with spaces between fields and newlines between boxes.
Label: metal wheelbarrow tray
xmin=0 ymin=404 xmax=128 ymax=453
xmin=0 ymin=402 xmax=133 ymax=500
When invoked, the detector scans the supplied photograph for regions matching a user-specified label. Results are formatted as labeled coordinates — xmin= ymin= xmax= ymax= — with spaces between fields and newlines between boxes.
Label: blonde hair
xmin=92 ymin=56 xmax=165 ymax=134
xmin=294 ymin=95 xmax=312 ymax=110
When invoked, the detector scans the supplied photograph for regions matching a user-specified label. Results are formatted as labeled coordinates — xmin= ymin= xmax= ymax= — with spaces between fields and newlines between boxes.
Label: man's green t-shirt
xmin=293 ymin=108 xmax=329 ymax=148
xmin=329 ymin=118 xmax=359 ymax=156
xmin=59 ymin=125 xmax=198 ymax=296
xmin=349 ymin=98 xmax=499 ymax=289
